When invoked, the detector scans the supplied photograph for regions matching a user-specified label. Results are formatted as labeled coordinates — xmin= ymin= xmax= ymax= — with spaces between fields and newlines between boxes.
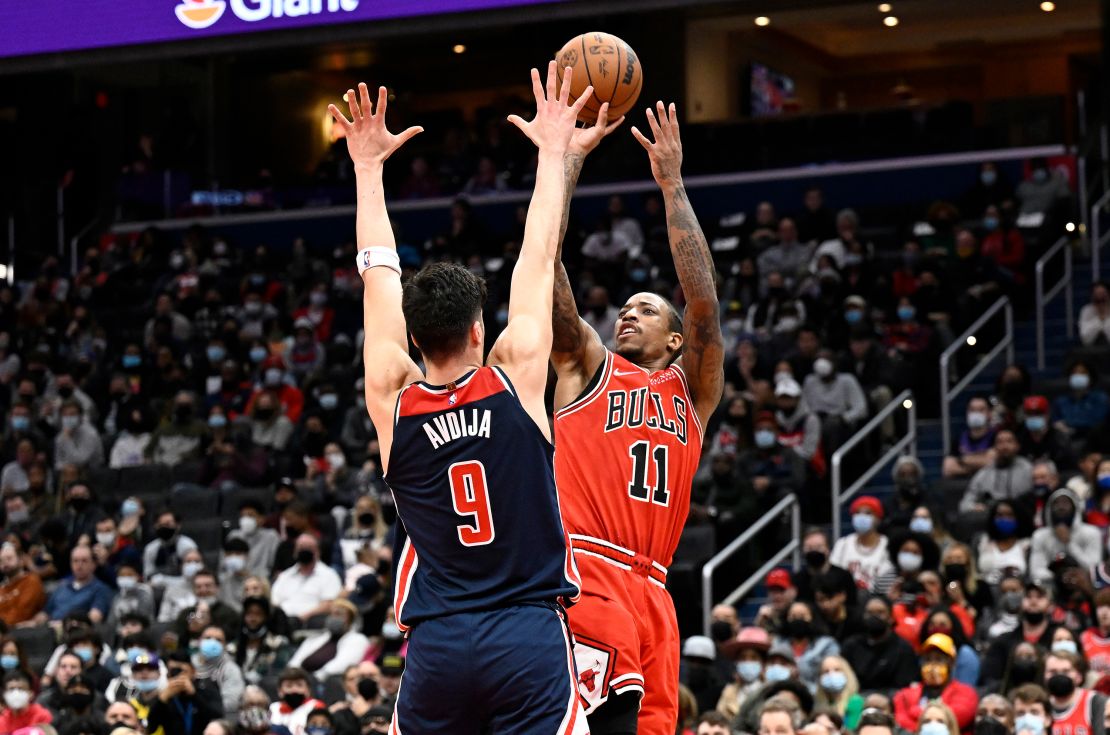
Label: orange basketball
xmin=554 ymin=32 xmax=642 ymax=124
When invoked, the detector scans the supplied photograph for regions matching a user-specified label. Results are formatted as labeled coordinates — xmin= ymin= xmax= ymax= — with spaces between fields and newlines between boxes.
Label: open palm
xmin=507 ymin=61 xmax=593 ymax=153
xmin=328 ymin=83 xmax=423 ymax=167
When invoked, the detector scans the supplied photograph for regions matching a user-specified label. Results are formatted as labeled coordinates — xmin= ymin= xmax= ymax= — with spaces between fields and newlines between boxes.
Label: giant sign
xmin=0 ymin=0 xmax=560 ymax=59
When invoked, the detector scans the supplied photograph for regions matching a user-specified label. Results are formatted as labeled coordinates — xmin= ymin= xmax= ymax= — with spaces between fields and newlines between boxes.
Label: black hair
xmin=857 ymin=710 xmax=895 ymax=732
xmin=2 ymin=669 xmax=30 ymax=687
xmin=119 ymin=612 xmax=150 ymax=628
xmin=224 ymin=537 xmax=250 ymax=554
xmin=306 ymin=708 xmax=334 ymax=726
xmin=986 ymin=498 xmax=1034 ymax=541
xmin=239 ymin=498 xmax=265 ymax=514
xmin=401 ymin=262 xmax=487 ymax=361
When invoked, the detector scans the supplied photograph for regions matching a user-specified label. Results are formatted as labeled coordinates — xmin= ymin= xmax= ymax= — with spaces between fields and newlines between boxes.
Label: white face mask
xmin=96 ymin=532 xmax=116 ymax=547
xmin=966 ymin=411 xmax=988 ymax=429
xmin=182 ymin=561 xmax=204 ymax=578
xmin=224 ymin=556 xmax=246 ymax=574
xmin=61 ymin=415 xmax=81 ymax=431
xmin=326 ymin=453 xmax=346 ymax=471
xmin=117 ymin=576 xmax=137 ymax=591
xmin=813 ymin=358 xmax=834 ymax=378
xmin=4 ymin=689 xmax=30 ymax=711
xmin=238 ymin=516 xmax=258 ymax=535
xmin=381 ymin=622 xmax=402 ymax=640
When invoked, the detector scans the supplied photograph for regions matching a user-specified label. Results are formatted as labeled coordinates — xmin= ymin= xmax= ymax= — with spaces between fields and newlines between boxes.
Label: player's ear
xmin=667 ymin=330 xmax=684 ymax=356
xmin=409 ymin=333 xmax=422 ymax=353
xmin=470 ymin=320 xmax=483 ymax=347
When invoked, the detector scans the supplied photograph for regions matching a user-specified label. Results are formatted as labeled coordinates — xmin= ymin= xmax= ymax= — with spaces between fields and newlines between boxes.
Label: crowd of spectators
xmin=0 ymin=147 xmax=1081 ymax=735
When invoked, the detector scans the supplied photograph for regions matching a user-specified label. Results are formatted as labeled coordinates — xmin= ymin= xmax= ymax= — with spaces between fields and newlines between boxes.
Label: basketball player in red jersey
xmin=551 ymin=101 xmax=724 ymax=735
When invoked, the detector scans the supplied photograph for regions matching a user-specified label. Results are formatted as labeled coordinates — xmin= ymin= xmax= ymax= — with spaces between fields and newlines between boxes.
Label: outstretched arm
xmin=488 ymin=63 xmax=592 ymax=433
xmin=328 ymin=84 xmax=424 ymax=467
xmin=632 ymin=101 xmax=724 ymax=427
xmin=550 ymin=106 xmax=624 ymax=409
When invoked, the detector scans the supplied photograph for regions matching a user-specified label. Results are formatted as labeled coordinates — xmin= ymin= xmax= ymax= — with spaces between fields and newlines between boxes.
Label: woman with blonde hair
xmin=941 ymin=543 xmax=990 ymax=618
xmin=813 ymin=655 xmax=864 ymax=730
xmin=917 ymin=701 xmax=959 ymax=735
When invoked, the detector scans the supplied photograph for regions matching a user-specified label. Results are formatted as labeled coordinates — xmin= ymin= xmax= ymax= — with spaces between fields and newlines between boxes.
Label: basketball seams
xmin=612 ymin=42 xmax=623 ymax=105
xmin=609 ymin=43 xmax=642 ymax=110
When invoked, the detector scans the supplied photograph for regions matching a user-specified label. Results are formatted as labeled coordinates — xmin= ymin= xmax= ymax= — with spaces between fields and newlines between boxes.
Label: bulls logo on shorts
xmin=574 ymin=637 xmax=617 ymax=711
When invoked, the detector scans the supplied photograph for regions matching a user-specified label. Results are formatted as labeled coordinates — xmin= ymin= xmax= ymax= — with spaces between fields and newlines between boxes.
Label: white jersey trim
xmin=555 ymin=351 xmax=613 ymax=419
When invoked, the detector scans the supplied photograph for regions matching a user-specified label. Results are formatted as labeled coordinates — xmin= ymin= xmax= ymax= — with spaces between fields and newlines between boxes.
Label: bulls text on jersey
xmin=603 ymin=387 xmax=688 ymax=445
xmin=422 ymin=408 xmax=492 ymax=450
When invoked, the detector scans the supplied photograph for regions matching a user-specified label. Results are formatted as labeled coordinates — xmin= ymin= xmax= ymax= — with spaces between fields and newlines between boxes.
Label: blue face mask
xmin=845 ymin=309 xmax=863 ymax=324
xmin=897 ymin=306 xmax=916 ymax=322
xmin=764 ymin=664 xmax=791 ymax=682
xmin=134 ymin=678 xmax=160 ymax=693
xmin=199 ymin=639 xmax=224 ymax=660
xmin=1070 ymin=373 xmax=1091 ymax=391
xmin=921 ymin=722 xmax=949 ymax=735
xmin=0 ymin=655 xmax=18 ymax=670
xmin=10 ymin=416 xmax=29 ymax=432
xmin=249 ymin=347 xmax=267 ymax=363
xmin=1016 ymin=714 xmax=1045 ymax=735
xmin=1025 ymin=416 xmax=1047 ymax=433
xmin=994 ymin=517 xmax=1018 ymax=536
xmin=852 ymin=513 xmax=874 ymax=534
xmin=319 ymin=394 xmax=338 ymax=411
xmin=121 ymin=499 xmax=140 ymax=517
xmin=206 ymin=346 xmax=226 ymax=363
xmin=1098 ymin=475 xmax=1110 ymax=491
xmin=1052 ymin=639 xmax=1078 ymax=655
xmin=754 ymin=430 xmax=777 ymax=449
xmin=126 ymin=648 xmax=147 ymax=663
xmin=819 ymin=670 xmax=847 ymax=693
xmin=122 ymin=355 xmax=141 ymax=369
xmin=981 ymin=170 xmax=998 ymax=186
xmin=208 ymin=415 xmax=227 ymax=429
xmin=74 ymin=647 xmax=94 ymax=663
xmin=306 ymin=728 xmax=331 ymax=735
xmin=909 ymin=517 xmax=933 ymax=534
xmin=983 ymin=216 xmax=1000 ymax=232
xmin=736 ymin=661 xmax=762 ymax=683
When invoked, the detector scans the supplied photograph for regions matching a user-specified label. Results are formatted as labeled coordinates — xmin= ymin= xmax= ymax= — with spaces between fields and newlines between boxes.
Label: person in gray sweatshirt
xmin=1029 ymin=484 xmax=1102 ymax=584
xmin=802 ymin=350 xmax=869 ymax=452
xmin=958 ymin=429 xmax=1034 ymax=513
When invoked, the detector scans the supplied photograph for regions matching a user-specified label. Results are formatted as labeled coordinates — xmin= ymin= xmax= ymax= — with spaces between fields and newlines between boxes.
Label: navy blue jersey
xmin=385 ymin=366 xmax=580 ymax=630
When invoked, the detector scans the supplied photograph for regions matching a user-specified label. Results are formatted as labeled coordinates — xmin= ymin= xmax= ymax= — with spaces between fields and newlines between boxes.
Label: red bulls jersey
xmin=554 ymin=350 xmax=703 ymax=567
xmin=1052 ymin=688 xmax=1097 ymax=735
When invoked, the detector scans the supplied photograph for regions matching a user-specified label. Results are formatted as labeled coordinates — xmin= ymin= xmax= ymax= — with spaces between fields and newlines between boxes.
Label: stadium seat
xmin=170 ymin=484 xmax=222 ymax=519
xmin=181 ymin=519 xmax=228 ymax=555
xmin=117 ymin=465 xmax=173 ymax=502
xmin=221 ymin=486 xmax=273 ymax=521
xmin=10 ymin=626 xmax=57 ymax=672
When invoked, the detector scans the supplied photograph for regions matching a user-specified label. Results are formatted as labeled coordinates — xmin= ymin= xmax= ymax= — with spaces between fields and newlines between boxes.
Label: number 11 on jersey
xmin=449 ymin=460 xmax=496 ymax=546
xmin=627 ymin=441 xmax=670 ymax=506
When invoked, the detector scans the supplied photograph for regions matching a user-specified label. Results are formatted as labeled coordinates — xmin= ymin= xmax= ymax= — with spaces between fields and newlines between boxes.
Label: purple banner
xmin=0 ymin=0 xmax=560 ymax=59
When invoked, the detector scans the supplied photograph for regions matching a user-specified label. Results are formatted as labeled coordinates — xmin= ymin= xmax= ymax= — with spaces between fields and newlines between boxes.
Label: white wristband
xmin=356 ymin=247 xmax=401 ymax=276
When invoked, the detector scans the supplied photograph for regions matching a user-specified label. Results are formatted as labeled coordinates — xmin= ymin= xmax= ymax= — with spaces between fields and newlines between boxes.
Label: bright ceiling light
xmin=754 ymin=16 xmax=771 ymax=26
xmin=883 ymin=15 xmax=899 ymax=26
xmin=452 ymin=44 xmax=466 ymax=53
xmin=878 ymin=3 xmax=892 ymax=11
xmin=1040 ymin=1 xmax=1056 ymax=11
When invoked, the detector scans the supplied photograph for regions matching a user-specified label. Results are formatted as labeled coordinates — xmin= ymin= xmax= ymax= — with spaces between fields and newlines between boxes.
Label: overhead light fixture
xmin=754 ymin=16 xmax=771 ymax=26
xmin=1040 ymin=1 xmax=1055 ymax=10
xmin=883 ymin=15 xmax=899 ymax=26
xmin=1066 ymin=222 xmax=1076 ymax=232
xmin=453 ymin=43 xmax=466 ymax=53
xmin=878 ymin=3 xmax=892 ymax=11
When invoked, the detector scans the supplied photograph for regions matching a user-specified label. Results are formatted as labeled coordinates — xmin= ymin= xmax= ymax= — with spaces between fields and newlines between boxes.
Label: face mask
xmin=1070 ymin=373 xmax=1091 ymax=391
xmin=943 ymin=563 xmax=967 ymax=583
xmin=1025 ymin=416 xmax=1047 ymax=432
xmin=96 ymin=532 xmax=116 ymax=547
xmin=897 ymin=305 xmax=916 ymax=322
xmin=898 ymin=552 xmax=923 ymax=572
xmin=306 ymin=728 xmax=331 ymax=735
xmin=1033 ymin=168 xmax=1049 ymax=183
xmin=325 ymin=617 xmax=348 ymax=636
xmin=319 ymin=394 xmax=338 ymax=410
xmin=61 ymin=415 xmax=80 ymax=431
xmin=783 ymin=619 xmax=811 ymax=639
xmin=981 ymin=170 xmax=998 ymax=186
xmin=1046 ymin=673 xmax=1076 ymax=698
xmin=1001 ymin=591 xmax=1023 ymax=614
xmin=966 ymin=411 xmax=988 ymax=429
xmin=74 ymin=647 xmax=94 ymax=663
xmin=1052 ymin=640 xmax=1079 ymax=655
xmin=820 ymin=670 xmax=847 ymax=693
xmin=122 ymin=355 xmax=141 ymax=369
xmin=281 ymin=692 xmax=306 ymax=709
xmin=58 ymin=386 xmax=74 ymax=399
xmin=1023 ymin=610 xmax=1046 ymax=625
xmin=225 ymin=556 xmax=246 ymax=574
xmin=249 ymin=347 xmax=267 ymax=363
xmin=10 ymin=416 xmax=29 ymax=432
xmin=208 ymin=414 xmax=227 ymax=429
xmin=182 ymin=561 xmax=203 ymax=578
xmin=1016 ymin=715 xmax=1045 ymax=735
xmin=921 ymin=722 xmax=949 ymax=735
xmin=135 ymin=678 xmax=160 ymax=693
xmin=327 ymin=453 xmax=346 ymax=470
xmin=121 ymin=499 xmax=140 ymax=517
xmin=4 ymin=689 xmax=30 ymax=710
xmin=296 ymin=549 xmax=315 ymax=566
xmin=983 ymin=216 xmax=1000 ymax=232
xmin=156 ymin=526 xmax=176 ymax=542
xmin=244 ymin=301 xmax=263 ymax=316
xmin=994 ymin=517 xmax=1018 ymax=536
xmin=381 ymin=622 xmax=402 ymax=640
xmin=244 ymin=624 xmax=268 ymax=640
xmin=264 ymin=369 xmax=283 ymax=387
xmin=754 ymin=429 xmax=777 ymax=449
xmin=66 ymin=691 xmax=93 ymax=710
xmin=310 ymin=292 xmax=328 ymax=307
xmin=804 ymin=550 xmax=827 ymax=569
xmin=174 ymin=405 xmax=193 ymax=422
xmin=764 ymin=663 xmax=791 ymax=682
xmin=910 ymin=517 xmax=933 ymax=534
xmin=238 ymin=516 xmax=258 ymax=535
xmin=0 ymin=656 xmax=18 ymax=670
xmin=1052 ymin=510 xmax=1075 ymax=528
xmin=736 ymin=660 xmax=762 ymax=682
xmin=240 ymin=706 xmax=271 ymax=732
xmin=851 ymin=513 xmax=874 ymax=534
xmin=69 ymin=497 xmax=90 ymax=513
xmin=199 ymin=639 xmax=224 ymax=659
xmin=777 ymin=317 xmax=799 ymax=333
xmin=844 ymin=309 xmax=863 ymax=324
xmin=863 ymin=614 xmax=889 ymax=637
xmin=1011 ymin=658 xmax=1039 ymax=684
xmin=7 ymin=508 xmax=28 ymax=524
xmin=207 ymin=346 xmax=226 ymax=363
xmin=921 ymin=662 xmax=949 ymax=686
xmin=254 ymin=408 xmax=274 ymax=421
xmin=814 ymin=358 xmax=834 ymax=378
xmin=357 ymin=678 xmax=379 ymax=700
xmin=710 ymin=621 xmax=733 ymax=643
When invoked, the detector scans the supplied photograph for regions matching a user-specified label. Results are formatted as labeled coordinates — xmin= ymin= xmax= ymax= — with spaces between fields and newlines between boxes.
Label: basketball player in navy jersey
xmin=328 ymin=63 xmax=599 ymax=734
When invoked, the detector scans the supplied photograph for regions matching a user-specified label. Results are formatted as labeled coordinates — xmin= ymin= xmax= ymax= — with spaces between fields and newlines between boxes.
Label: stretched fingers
xmin=630 ymin=126 xmax=653 ymax=152
xmin=393 ymin=126 xmax=424 ymax=150
xmin=604 ymin=115 xmax=626 ymax=136
xmin=544 ymin=60 xmax=557 ymax=103
xmin=559 ymin=66 xmax=573 ymax=106
xmin=570 ymin=85 xmax=594 ymax=116
xmin=529 ymin=68 xmax=544 ymax=106
xmin=327 ymin=104 xmax=351 ymax=128
xmin=668 ymin=101 xmax=680 ymax=132
xmin=594 ymin=102 xmax=610 ymax=130
xmin=346 ymin=89 xmax=361 ymax=122
xmin=373 ymin=85 xmax=387 ymax=118
xmin=644 ymin=107 xmax=662 ymax=143
xmin=655 ymin=100 xmax=671 ymax=142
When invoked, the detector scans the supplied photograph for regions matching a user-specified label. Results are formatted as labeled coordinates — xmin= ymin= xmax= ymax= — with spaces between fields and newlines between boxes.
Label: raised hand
xmin=631 ymin=100 xmax=684 ymax=186
xmin=568 ymin=102 xmax=624 ymax=158
xmin=328 ymin=83 xmax=423 ymax=168
xmin=507 ymin=61 xmax=592 ymax=154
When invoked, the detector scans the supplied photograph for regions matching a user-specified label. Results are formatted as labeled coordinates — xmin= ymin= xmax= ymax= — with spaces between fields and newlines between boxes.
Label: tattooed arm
xmin=550 ymin=105 xmax=624 ymax=410
xmin=631 ymin=102 xmax=724 ymax=427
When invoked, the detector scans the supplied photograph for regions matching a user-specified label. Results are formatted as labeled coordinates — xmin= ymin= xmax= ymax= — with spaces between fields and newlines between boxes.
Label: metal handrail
xmin=69 ymin=218 xmax=99 ymax=275
xmin=1093 ymin=190 xmax=1110 ymax=282
xmin=830 ymin=390 xmax=917 ymax=540
xmin=701 ymin=493 xmax=800 ymax=636
xmin=939 ymin=297 xmax=1014 ymax=454
xmin=1035 ymin=236 xmax=1073 ymax=371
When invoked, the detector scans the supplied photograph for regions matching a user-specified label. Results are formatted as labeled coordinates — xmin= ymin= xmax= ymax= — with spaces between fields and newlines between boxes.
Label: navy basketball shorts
xmin=391 ymin=602 xmax=589 ymax=734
